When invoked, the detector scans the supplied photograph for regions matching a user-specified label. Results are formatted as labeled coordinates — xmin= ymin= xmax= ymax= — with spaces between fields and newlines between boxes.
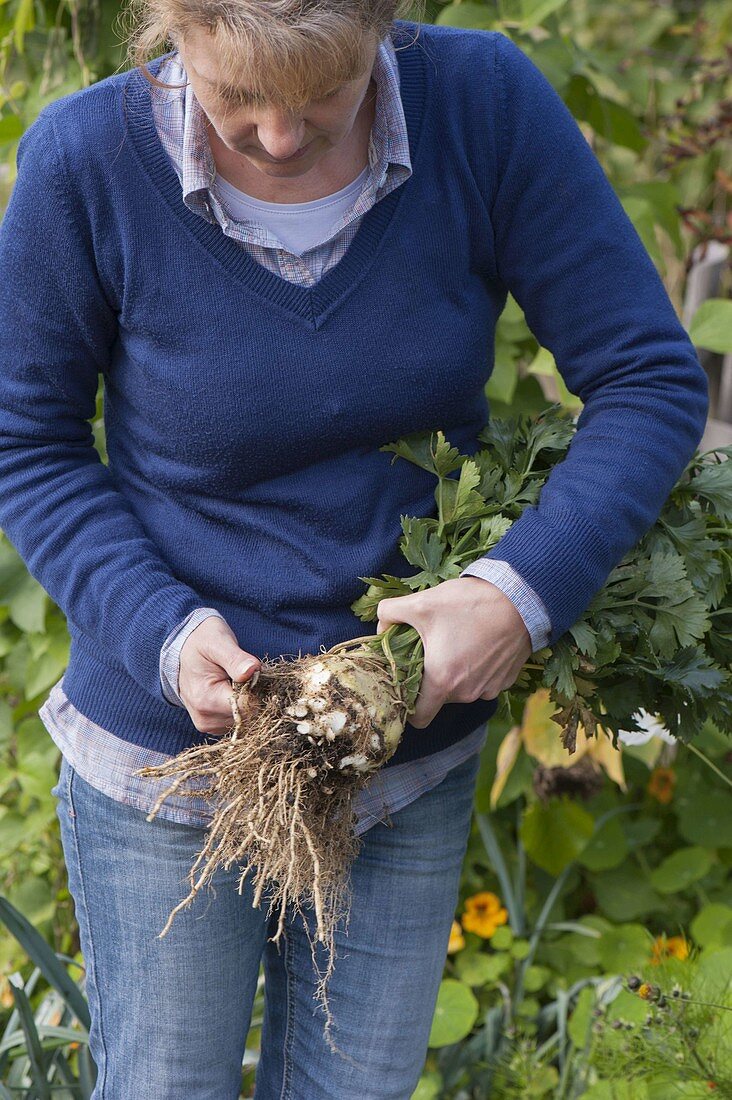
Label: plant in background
xmin=0 ymin=895 xmax=95 ymax=1097
xmin=583 ymin=958 xmax=732 ymax=1094
xmin=413 ymin=705 xmax=732 ymax=1099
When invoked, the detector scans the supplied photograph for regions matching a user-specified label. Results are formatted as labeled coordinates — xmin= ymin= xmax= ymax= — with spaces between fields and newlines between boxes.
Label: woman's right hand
xmin=178 ymin=615 xmax=262 ymax=736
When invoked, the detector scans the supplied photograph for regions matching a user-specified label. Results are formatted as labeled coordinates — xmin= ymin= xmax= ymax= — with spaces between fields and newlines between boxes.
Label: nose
xmin=255 ymin=108 xmax=307 ymax=160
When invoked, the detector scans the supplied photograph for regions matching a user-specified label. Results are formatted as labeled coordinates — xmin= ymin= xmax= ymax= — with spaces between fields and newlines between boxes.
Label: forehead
xmin=178 ymin=24 xmax=375 ymax=106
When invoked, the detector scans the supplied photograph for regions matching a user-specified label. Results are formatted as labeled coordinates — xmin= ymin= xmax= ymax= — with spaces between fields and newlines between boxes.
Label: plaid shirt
xmin=39 ymin=33 xmax=551 ymax=831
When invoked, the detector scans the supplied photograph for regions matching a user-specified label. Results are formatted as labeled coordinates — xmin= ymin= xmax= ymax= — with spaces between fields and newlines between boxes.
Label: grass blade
xmin=6 ymin=980 xmax=52 ymax=1100
xmin=0 ymin=899 xmax=90 ymax=1031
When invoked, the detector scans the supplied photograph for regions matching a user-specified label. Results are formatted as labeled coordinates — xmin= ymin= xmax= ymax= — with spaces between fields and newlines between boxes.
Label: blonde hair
xmin=117 ymin=0 xmax=426 ymax=111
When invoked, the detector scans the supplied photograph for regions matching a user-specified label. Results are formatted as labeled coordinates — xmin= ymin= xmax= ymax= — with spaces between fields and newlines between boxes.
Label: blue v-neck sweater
xmin=0 ymin=22 xmax=708 ymax=765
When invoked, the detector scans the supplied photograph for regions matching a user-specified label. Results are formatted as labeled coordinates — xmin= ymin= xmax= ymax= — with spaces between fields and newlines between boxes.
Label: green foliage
xmin=0 ymin=896 xmax=95 ymax=1096
xmin=1 ymin=1 xmax=729 ymax=1098
xmin=690 ymin=299 xmax=732 ymax=355
xmin=355 ymin=402 xmax=732 ymax=748
xmin=428 ymin=979 xmax=480 ymax=1047
xmin=413 ymin=704 xmax=732 ymax=1098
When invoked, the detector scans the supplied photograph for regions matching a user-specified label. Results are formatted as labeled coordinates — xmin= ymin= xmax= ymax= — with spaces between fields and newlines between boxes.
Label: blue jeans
xmin=51 ymin=748 xmax=481 ymax=1099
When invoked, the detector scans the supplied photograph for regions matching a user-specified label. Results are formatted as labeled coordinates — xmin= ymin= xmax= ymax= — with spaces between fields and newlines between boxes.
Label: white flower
xmin=617 ymin=708 xmax=676 ymax=747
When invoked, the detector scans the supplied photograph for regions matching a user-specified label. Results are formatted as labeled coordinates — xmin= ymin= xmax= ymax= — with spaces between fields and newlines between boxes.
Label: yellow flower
xmin=647 ymin=766 xmax=676 ymax=804
xmin=447 ymin=919 xmax=465 ymax=954
xmin=637 ymin=982 xmax=653 ymax=1000
xmin=651 ymin=934 xmax=689 ymax=965
xmin=461 ymin=891 xmax=509 ymax=939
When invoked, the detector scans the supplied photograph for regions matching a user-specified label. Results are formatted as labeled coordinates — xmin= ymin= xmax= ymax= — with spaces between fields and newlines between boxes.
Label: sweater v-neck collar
xmin=122 ymin=19 xmax=427 ymax=328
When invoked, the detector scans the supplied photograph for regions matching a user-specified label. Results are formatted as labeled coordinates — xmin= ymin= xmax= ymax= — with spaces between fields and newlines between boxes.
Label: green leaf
xmin=474 ymin=515 xmax=514 ymax=554
xmin=8 ymin=574 xmax=47 ymax=634
xmin=455 ymin=950 xmax=510 ymax=986
xmin=523 ymin=964 xmax=550 ymax=992
xmin=486 ymin=341 xmax=519 ymax=404
xmin=568 ymin=620 xmax=598 ymax=659
xmin=543 ymin=640 xmax=578 ymax=699
xmin=427 ymin=979 xmax=479 ymax=1047
xmin=13 ymin=0 xmax=35 ymax=54
xmin=0 ymin=114 xmax=24 ymax=142
xmin=597 ymin=923 xmax=653 ymax=971
xmin=686 ymin=459 xmax=732 ymax=521
xmin=399 ymin=517 xmax=444 ymax=574
xmin=677 ymin=790 xmax=732 ymax=848
xmin=519 ymin=0 xmax=570 ymax=27
xmin=6 ymin=980 xmax=52 ymax=1100
xmin=439 ymin=460 xmax=484 ymax=526
xmin=0 ymin=898 xmax=91 ymax=1031
xmin=410 ymin=1071 xmax=443 ymax=1100
xmin=620 ymin=181 xmax=684 ymax=257
xmin=490 ymin=925 xmax=514 ymax=951
xmin=520 ymin=798 xmax=594 ymax=875
xmin=435 ymin=1 xmax=496 ymax=29
xmin=0 ymin=1024 xmax=88 ymax=1057
xmin=568 ymin=985 xmax=596 ymax=1049
xmin=689 ymin=298 xmax=732 ymax=354
xmin=578 ymin=816 xmax=629 ymax=872
xmin=351 ymin=574 xmax=413 ymax=620
xmin=0 ymin=809 xmax=50 ymax=855
xmin=380 ymin=431 xmax=464 ymax=478
xmin=565 ymin=74 xmax=648 ymax=153
xmin=650 ymin=846 xmax=714 ymax=894
xmin=642 ymin=551 xmax=710 ymax=653
xmin=690 ymin=903 xmax=732 ymax=950
xmin=526 ymin=347 xmax=581 ymax=407
xmin=652 ymin=646 xmax=728 ymax=697
xmin=591 ymin=868 xmax=665 ymax=922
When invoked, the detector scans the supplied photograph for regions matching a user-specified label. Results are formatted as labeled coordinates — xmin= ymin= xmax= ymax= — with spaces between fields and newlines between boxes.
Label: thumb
xmin=215 ymin=640 xmax=261 ymax=685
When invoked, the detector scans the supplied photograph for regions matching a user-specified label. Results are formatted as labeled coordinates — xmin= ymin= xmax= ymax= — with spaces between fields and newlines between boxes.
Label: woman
xmin=0 ymin=0 xmax=708 ymax=1094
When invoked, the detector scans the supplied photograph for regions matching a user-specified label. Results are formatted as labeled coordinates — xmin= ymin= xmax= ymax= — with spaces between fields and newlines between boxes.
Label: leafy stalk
xmin=351 ymin=403 xmax=731 ymax=748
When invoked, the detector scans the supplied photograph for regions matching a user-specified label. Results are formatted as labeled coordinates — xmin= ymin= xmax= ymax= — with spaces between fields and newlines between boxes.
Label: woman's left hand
xmin=376 ymin=576 xmax=534 ymax=729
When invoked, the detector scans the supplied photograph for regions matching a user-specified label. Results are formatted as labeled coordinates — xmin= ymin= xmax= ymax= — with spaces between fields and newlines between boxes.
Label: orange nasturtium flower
xmin=651 ymin=934 xmax=689 ymax=965
xmin=647 ymin=766 xmax=676 ymax=804
xmin=461 ymin=892 xmax=509 ymax=938
xmin=447 ymin=919 xmax=465 ymax=954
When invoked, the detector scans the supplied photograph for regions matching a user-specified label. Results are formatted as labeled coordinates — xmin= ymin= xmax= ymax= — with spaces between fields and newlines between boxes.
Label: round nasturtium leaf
xmin=455 ymin=950 xmax=510 ymax=986
xmin=678 ymin=791 xmax=732 ymax=849
xmin=523 ymin=965 xmax=551 ymax=992
xmin=597 ymin=923 xmax=653 ymax=971
xmin=590 ymin=867 xmax=664 ymax=922
xmin=649 ymin=846 xmax=714 ymax=895
xmin=691 ymin=903 xmax=732 ymax=949
xmin=578 ymin=817 xmax=629 ymax=872
xmin=490 ymin=925 xmax=514 ymax=950
xmin=410 ymin=1071 xmax=443 ymax=1100
xmin=520 ymin=798 xmax=595 ymax=875
xmin=427 ymin=979 xmax=479 ymax=1048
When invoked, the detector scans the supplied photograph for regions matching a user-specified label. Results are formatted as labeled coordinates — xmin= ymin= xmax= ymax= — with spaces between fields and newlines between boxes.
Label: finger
xmin=376 ymin=593 xmax=421 ymax=629
xmin=407 ymin=667 xmax=446 ymax=730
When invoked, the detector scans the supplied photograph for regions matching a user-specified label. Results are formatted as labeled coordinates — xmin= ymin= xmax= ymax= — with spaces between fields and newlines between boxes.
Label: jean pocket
xmin=50 ymin=752 xmax=70 ymax=802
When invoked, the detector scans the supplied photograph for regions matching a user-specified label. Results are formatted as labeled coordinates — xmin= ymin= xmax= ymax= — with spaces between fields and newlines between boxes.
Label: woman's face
xmin=176 ymin=27 xmax=378 ymax=177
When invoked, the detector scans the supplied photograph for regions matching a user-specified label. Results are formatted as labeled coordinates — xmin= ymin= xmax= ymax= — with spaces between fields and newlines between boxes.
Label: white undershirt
xmin=213 ymin=165 xmax=370 ymax=256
